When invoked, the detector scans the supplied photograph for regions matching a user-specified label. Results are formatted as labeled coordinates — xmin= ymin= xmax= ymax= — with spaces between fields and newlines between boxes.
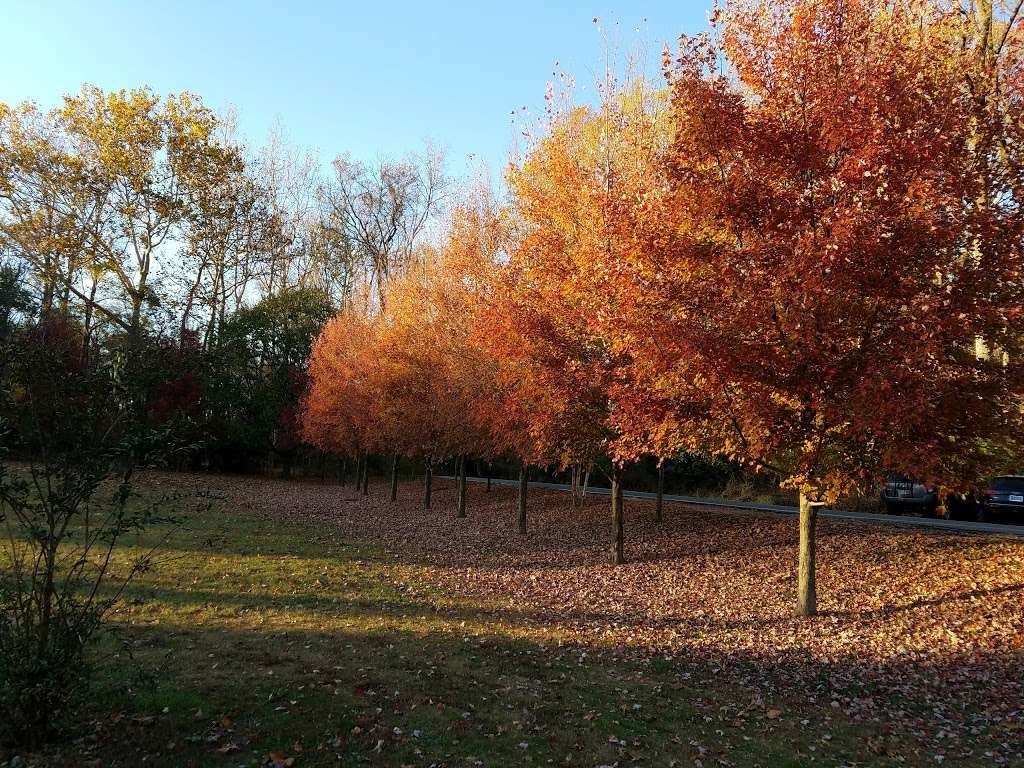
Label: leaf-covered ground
xmin=10 ymin=471 xmax=1023 ymax=767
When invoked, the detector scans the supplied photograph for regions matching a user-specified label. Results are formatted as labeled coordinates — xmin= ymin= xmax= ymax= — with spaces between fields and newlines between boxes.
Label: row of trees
xmin=303 ymin=0 xmax=1024 ymax=616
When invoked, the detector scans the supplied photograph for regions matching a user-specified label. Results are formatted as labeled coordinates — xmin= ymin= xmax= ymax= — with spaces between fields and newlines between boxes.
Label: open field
xmin=10 ymin=471 xmax=1024 ymax=767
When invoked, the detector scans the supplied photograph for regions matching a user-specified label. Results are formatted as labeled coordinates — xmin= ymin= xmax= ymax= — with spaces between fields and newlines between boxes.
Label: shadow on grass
xmin=41 ymin=608 xmax=1022 ymax=768
xmin=36 ymin=470 xmax=1016 ymax=768
xmin=111 ymin=576 xmax=1024 ymax=642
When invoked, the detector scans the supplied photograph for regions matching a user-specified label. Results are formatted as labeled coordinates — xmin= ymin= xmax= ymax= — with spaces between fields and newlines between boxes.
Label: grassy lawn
xmin=6 ymin=472 xmax=1023 ymax=767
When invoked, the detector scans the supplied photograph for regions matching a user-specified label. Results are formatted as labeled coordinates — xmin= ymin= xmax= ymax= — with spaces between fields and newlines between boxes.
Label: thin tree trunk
xmin=59 ymin=256 xmax=73 ymax=312
xmin=485 ymin=462 xmax=491 ymax=492
xmin=38 ymin=542 xmax=57 ymax=652
xmin=611 ymin=465 xmax=625 ymax=565
xmin=361 ymin=452 xmax=369 ymax=495
xmin=217 ymin=286 xmax=227 ymax=341
xmin=457 ymin=454 xmax=467 ymax=518
xmin=339 ymin=457 xmax=347 ymax=486
xmin=655 ymin=463 xmax=665 ymax=523
xmin=180 ymin=262 xmax=204 ymax=343
xmin=797 ymin=491 xmax=819 ymax=617
xmin=206 ymin=263 xmax=225 ymax=349
xmin=517 ymin=462 xmax=528 ymax=534
xmin=129 ymin=283 xmax=146 ymax=345
xmin=423 ymin=455 xmax=433 ymax=509
xmin=390 ymin=453 xmax=399 ymax=501
xmin=40 ymin=254 xmax=55 ymax=317
xmin=82 ymin=278 xmax=99 ymax=360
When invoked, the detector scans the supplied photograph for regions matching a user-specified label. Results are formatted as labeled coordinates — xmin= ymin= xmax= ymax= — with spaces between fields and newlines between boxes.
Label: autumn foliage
xmin=623 ymin=0 xmax=1024 ymax=501
xmin=303 ymin=201 xmax=505 ymax=485
xmin=302 ymin=0 xmax=1024 ymax=614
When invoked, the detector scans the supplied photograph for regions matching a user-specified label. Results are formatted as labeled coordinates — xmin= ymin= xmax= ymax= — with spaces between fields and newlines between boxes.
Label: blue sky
xmin=0 ymin=1 xmax=709 ymax=177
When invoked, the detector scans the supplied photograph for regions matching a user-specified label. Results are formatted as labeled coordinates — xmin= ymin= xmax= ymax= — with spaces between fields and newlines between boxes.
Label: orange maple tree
xmin=475 ymin=77 xmax=668 ymax=561
xmin=613 ymin=0 xmax=1024 ymax=614
xmin=303 ymin=0 xmax=1024 ymax=609
xmin=301 ymin=308 xmax=379 ymax=481
xmin=303 ymin=199 xmax=504 ymax=515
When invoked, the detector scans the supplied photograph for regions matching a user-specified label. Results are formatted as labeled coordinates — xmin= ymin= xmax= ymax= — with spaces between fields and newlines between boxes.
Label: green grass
xmin=5 ymin=486 xmax=941 ymax=766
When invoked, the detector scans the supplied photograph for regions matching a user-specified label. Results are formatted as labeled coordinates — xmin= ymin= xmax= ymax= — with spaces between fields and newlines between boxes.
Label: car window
xmin=990 ymin=476 xmax=1024 ymax=492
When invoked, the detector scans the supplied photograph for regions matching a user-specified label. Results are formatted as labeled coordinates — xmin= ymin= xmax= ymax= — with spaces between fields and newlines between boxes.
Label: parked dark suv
xmin=979 ymin=475 xmax=1024 ymax=523
xmin=880 ymin=476 xmax=939 ymax=516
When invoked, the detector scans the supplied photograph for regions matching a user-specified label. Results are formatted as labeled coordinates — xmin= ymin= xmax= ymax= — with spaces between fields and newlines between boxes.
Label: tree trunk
xmin=38 ymin=541 xmax=57 ymax=652
xmin=457 ymin=454 xmax=467 ymax=518
xmin=390 ymin=453 xmax=399 ymax=501
xmin=423 ymin=455 xmax=433 ymax=509
xmin=82 ymin=278 xmax=99 ymax=361
xmin=129 ymin=289 xmax=145 ymax=347
xmin=180 ymin=262 xmax=204 ymax=343
xmin=361 ymin=452 xmax=369 ymax=495
xmin=655 ymin=463 xmax=665 ymax=523
xmin=797 ymin=491 xmax=818 ymax=617
xmin=517 ymin=462 xmax=528 ymax=535
xmin=485 ymin=462 xmax=491 ymax=493
xmin=40 ymin=254 xmax=55 ymax=317
xmin=339 ymin=457 xmax=347 ymax=486
xmin=204 ymin=266 xmax=222 ymax=349
xmin=611 ymin=465 xmax=625 ymax=565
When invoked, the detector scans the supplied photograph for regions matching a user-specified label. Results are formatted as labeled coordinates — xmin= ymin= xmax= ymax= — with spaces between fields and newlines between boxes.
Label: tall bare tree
xmin=255 ymin=123 xmax=320 ymax=296
xmin=323 ymin=144 xmax=448 ymax=308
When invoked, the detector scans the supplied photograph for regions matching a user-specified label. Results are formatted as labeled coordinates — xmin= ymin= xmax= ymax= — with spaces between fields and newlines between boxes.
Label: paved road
xmin=443 ymin=475 xmax=1024 ymax=538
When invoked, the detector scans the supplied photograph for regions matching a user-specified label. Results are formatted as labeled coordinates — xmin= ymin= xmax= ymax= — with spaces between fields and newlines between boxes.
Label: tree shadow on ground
xmin=74 ymin=470 xmax=1021 ymax=768
xmin=36 ymin=609 xmax=1024 ymax=768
